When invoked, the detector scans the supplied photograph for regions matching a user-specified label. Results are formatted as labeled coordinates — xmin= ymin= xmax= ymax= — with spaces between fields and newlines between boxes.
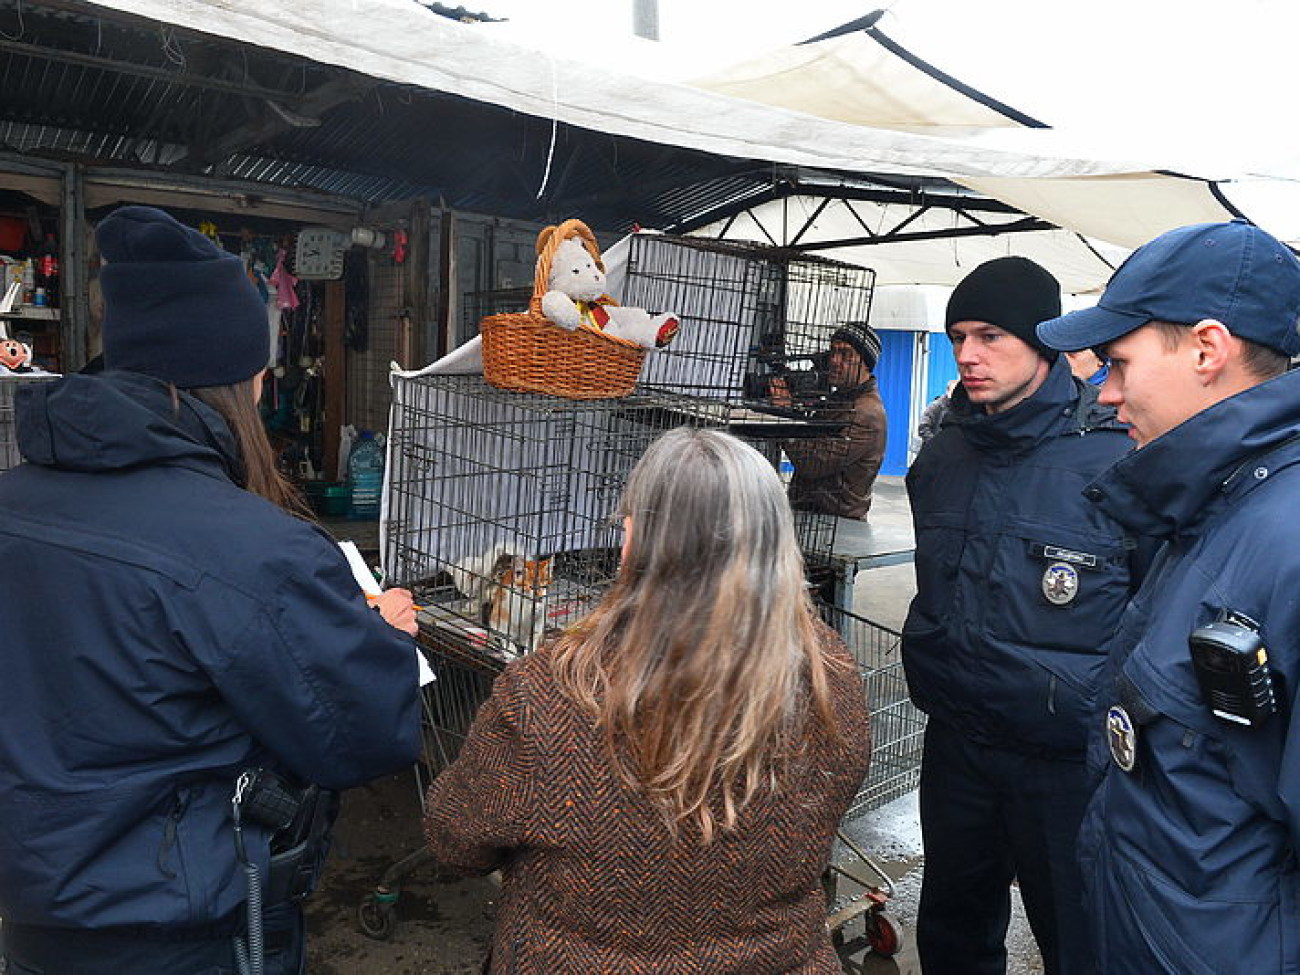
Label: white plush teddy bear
xmin=535 ymin=223 xmax=679 ymax=349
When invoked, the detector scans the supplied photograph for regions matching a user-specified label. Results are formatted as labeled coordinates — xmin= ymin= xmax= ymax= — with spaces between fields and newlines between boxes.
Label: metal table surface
xmin=822 ymin=478 xmax=916 ymax=611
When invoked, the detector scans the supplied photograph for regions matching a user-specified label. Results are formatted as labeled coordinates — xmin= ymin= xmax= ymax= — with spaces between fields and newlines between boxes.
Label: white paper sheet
xmin=339 ymin=540 xmax=435 ymax=686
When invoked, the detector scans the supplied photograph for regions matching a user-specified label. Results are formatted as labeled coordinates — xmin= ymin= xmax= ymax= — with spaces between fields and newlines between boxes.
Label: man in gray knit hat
xmin=772 ymin=321 xmax=887 ymax=519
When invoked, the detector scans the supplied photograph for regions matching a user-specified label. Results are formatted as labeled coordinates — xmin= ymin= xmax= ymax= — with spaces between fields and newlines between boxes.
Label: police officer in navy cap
xmin=904 ymin=256 xmax=1146 ymax=975
xmin=1036 ymin=220 xmax=1300 ymax=975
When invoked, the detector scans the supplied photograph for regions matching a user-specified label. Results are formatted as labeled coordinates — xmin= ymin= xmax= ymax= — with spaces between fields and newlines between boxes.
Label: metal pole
xmin=632 ymin=0 xmax=659 ymax=41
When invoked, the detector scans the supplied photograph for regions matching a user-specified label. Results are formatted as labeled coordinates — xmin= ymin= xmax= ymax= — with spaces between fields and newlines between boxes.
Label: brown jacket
xmin=424 ymin=633 xmax=872 ymax=974
xmin=785 ymin=378 xmax=887 ymax=520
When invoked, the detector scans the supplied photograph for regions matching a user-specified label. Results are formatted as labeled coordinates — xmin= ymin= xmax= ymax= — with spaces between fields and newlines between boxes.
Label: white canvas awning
xmin=683 ymin=24 xmax=1285 ymax=275
xmin=81 ymin=0 xmax=1295 ymax=290
xmin=86 ymin=0 xmax=1143 ymax=182
xmin=692 ymin=28 xmax=1043 ymax=136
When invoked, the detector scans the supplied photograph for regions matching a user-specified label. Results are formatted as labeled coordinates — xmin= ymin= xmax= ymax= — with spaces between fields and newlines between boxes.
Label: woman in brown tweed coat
xmin=424 ymin=427 xmax=872 ymax=973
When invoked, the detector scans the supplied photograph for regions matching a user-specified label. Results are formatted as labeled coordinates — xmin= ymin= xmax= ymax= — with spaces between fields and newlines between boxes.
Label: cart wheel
xmin=867 ymin=913 xmax=902 ymax=957
xmin=357 ymin=894 xmax=396 ymax=940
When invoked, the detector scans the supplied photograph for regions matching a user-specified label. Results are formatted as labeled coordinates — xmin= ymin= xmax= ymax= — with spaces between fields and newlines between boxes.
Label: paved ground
xmin=304 ymin=476 xmax=1045 ymax=973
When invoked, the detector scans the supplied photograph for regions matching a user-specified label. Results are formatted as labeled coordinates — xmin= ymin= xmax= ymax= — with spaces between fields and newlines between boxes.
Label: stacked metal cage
xmin=619 ymin=234 xmax=878 ymax=408
xmin=366 ymin=239 xmax=910 ymax=938
xmin=383 ymin=231 xmax=897 ymax=795
xmin=384 ymin=375 xmax=838 ymax=662
xmin=816 ymin=603 xmax=927 ymax=818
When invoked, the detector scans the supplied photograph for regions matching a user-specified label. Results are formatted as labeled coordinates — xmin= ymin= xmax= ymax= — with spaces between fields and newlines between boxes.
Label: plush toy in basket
xmin=480 ymin=219 xmax=679 ymax=400
xmin=536 ymin=223 xmax=679 ymax=349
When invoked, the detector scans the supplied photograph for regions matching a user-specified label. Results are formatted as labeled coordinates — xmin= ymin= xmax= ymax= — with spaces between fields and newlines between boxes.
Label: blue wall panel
xmin=925 ymin=332 xmax=959 ymax=402
xmin=875 ymin=330 xmax=915 ymax=477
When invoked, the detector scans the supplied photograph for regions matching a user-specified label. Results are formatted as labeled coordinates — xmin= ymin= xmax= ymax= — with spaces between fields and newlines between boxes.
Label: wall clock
xmin=294 ymin=227 xmax=347 ymax=280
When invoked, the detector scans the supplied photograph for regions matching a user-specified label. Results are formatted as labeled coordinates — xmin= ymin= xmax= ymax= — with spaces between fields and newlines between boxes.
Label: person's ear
xmin=1190 ymin=319 xmax=1234 ymax=383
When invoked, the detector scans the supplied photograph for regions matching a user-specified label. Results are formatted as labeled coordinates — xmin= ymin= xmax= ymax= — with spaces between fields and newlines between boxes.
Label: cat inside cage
xmin=383 ymin=375 xmax=839 ymax=665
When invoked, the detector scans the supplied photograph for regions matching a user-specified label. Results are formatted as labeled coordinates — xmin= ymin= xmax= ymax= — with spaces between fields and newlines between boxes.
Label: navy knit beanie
xmin=945 ymin=256 xmax=1061 ymax=360
xmin=98 ymin=206 xmax=269 ymax=388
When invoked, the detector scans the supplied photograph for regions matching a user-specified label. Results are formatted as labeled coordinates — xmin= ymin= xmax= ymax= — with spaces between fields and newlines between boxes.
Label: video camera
xmin=743 ymin=349 xmax=832 ymax=409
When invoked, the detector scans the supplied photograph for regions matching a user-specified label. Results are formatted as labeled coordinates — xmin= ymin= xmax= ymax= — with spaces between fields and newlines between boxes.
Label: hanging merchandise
xmin=269 ymin=248 xmax=300 ymax=310
xmin=343 ymin=249 xmax=369 ymax=352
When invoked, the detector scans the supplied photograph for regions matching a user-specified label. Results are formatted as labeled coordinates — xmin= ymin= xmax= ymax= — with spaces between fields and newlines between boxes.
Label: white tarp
xmin=692 ymin=31 xmax=1032 ymax=136
xmin=86 ymin=0 xmax=1290 ymax=289
xmin=682 ymin=30 xmax=1293 ymax=270
xmin=88 ymin=0 xmax=1145 ymax=181
xmin=954 ymin=173 xmax=1242 ymax=251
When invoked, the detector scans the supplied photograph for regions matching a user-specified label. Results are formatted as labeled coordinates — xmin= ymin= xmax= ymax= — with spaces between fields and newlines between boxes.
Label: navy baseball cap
xmin=1037 ymin=220 xmax=1300 ymax=357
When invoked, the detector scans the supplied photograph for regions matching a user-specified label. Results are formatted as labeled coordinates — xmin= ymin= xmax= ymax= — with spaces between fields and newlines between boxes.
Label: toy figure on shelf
xmin=536 ymin=222 xmax=679 ymax=349
xmin=0 ymin=336 xmax=34 ymax=373
xmin=0 ymin=313 xmax=34 ymax=374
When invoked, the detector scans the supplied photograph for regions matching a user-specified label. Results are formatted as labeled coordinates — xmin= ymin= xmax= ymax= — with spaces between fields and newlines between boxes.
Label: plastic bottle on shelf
xmin=20 ymin=260 xmax=35 ymax=305
xmin=346 ymin=430 xmax=385 ymax=521
xmin=37 ymin=234 xmax=59 ymax=308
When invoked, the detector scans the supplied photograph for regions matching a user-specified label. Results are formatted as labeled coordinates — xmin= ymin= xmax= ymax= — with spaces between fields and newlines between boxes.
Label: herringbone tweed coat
xmin=424 ymin=631 xmax=871 ymax=973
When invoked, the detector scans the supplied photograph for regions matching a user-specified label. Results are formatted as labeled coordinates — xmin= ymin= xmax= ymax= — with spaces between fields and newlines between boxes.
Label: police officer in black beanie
xmin=902 ymin=256 xmax=1146 ymax=975
xmin=0 ymin=206 xmax=423 ymax=975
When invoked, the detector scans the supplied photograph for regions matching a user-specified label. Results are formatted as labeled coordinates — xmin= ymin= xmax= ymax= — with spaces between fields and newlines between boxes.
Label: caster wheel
xmin=357 ymin=894 xmax=396 ymax=940
xmin=866 ymin=913 xmax=902 ymax=957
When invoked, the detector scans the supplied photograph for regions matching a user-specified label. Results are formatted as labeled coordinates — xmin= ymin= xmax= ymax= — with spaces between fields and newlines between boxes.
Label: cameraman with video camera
xmin=770 ymin=322 xmax=887 ymax=519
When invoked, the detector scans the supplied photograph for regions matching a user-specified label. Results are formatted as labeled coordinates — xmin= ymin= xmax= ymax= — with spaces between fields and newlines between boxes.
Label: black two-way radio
xmin=1189 ymin=611 xmax=1277 ymax=728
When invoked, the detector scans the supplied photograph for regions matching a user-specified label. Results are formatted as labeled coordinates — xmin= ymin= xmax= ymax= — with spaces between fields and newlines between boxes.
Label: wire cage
xmin=409 ymin=633 xmax=502 ymax=805
xmin=815 ymin=602 xmax=927 ymax=819
xmin=1 ymin=374 xmax=58 ymax=472
xmin=408 ymin=598 xmax=923 ymax=823
xmin=460 ymin=286 xmax=532 ymax=346
xmin=618 ymin=234 xmax=877 ymax=406
xmin=384 ymin=374 xmax=838 ymax=661
xmin=362 ymin=592 xmax=919 ymax=941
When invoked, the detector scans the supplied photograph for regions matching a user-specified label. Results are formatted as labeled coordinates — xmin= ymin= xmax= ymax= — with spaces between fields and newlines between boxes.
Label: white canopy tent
xmin=684 ymin=24 xmax=1275 ymax=286
xmin=81 ymin=0 xmax=1289 ymax=290
xmin=82 ymin=0 xmax=1191 ymax=283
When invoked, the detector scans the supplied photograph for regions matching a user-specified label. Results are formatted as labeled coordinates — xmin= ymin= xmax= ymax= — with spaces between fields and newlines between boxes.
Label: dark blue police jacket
xmin=0 ymin=371 xmax=422 ymax=931
xmin=903 ymin=357 xmax=1138 ymax=758
xmin=1077 ymin=367 xmax=1300 ymax=975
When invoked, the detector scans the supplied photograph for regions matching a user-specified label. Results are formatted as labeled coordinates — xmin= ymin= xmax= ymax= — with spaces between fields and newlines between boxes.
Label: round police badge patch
xmin=1041 ymin=561 xmax=1079 ymax=606
xmin=1107 ymin=704 xmax=1138 ymax=772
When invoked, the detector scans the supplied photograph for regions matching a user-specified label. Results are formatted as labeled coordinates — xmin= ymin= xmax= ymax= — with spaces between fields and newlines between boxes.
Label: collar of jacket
xmin=15 ymin=369 xmax=245 ymax=484
xmin=1085 ymin=368 xmax=1300 ymax=540
xmin=948 ymin=356 xmax=1106 ymax=453
xmin=831 ymin=374 xmax=878 ymax=400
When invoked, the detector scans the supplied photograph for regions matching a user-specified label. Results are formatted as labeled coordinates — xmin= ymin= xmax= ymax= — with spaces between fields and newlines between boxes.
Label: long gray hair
xmin=550 ymin=427 xmax=838 ymax=842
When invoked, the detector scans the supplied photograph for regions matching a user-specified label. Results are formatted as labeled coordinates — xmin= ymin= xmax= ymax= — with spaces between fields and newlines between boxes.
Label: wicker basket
xmin=480 ymin=313 xmax=645 ymax=400
xmin=478 ymin=218 xmax=647 ymax=400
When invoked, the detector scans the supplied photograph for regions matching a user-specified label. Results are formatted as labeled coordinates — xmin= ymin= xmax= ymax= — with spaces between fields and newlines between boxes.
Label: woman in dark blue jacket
xmin=0 ymin=206 xmax=423 ymax=975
